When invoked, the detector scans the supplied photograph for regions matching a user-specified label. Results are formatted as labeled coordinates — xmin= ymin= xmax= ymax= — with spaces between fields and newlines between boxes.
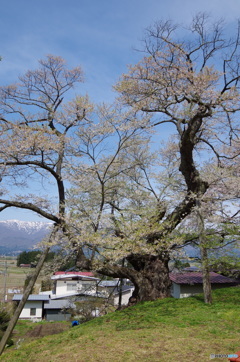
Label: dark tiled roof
xmin=170 ymin=272 xmax=238 ymax=285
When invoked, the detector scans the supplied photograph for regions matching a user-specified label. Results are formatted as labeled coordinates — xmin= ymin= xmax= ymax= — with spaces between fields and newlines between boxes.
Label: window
xmin=30 ymin=308 xmax=36 ymax=316
xmin=67 ymin=283 xmax=77 ymax=291
xmin=81 ymin=281 xmax=95 ymax=292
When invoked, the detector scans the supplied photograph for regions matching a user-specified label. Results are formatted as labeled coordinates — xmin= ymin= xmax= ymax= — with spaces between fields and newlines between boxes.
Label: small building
xmin=12 ymin=294 xmax=50 ymax=320
xmin=44 ymin=298 xmax=73 ymax=322
xmin=170 ymin=272 xmax=239 ymax=298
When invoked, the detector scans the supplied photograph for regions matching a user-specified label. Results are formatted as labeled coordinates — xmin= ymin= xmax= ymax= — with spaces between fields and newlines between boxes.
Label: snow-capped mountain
xmin=0 ymin=220 xmax=52 ymax=255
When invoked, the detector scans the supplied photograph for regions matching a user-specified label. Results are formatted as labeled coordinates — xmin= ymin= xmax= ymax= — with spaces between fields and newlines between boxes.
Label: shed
xmin=170 ymin=272 xmax=239 ymax=298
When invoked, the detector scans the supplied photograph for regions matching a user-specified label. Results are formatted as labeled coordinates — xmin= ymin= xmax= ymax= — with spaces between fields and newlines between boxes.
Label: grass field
xmin=0 ymin=286 xmax=239 ymax=361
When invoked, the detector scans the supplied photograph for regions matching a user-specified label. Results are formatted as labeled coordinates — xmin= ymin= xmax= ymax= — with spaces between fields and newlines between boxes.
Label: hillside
xmin=1 ymin=287 xmax=240 ymax=361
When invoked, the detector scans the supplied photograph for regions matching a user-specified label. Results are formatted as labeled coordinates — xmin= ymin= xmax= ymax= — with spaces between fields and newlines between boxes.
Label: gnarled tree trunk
xmin=126 ymin=252 xmax=171 ymax=302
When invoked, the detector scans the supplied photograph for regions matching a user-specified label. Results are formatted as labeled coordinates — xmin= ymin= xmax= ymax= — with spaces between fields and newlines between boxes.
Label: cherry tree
xmin=65 ymin=134 xmax=192 ymax=302
xmin=0 ymin=57 xmax=157 ymax=303
xmin=111 ymin=13 xmax=240 ymax=301
xmin=0 ymin=13 xmax=240 ymax=308
xmin=0 ymin=55 xmax=90 ymax=226
xmin=0 ymin=56 xmax=93 ymax=353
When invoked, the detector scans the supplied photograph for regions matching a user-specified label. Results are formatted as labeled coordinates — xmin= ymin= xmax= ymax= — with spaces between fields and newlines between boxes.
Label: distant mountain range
xmin=0 ymin=220 xmax=52 ymax=255
xmin=0 ymin=219 xmax=239 ymax=259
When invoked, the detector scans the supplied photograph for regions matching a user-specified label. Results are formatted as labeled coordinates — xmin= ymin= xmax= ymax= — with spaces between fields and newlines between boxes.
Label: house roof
xmin=99 ymin=280 xmax=119 ymax=287
xmin=170 ymin=272 xmax=238 ymax=285
xmin=44 ymin=299 xmax=74 ymax=310
xmin=51 ymin=272 xmax=98 ymax=281
xmin=12 ymin=294 xmax=50 ymax=301
xmin=53 ymin=272 xmax=95 ymax=277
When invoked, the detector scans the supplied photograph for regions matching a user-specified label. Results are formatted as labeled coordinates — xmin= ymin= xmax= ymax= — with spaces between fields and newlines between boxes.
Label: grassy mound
xmin=1 ymin=286 xmax=239 ymax=361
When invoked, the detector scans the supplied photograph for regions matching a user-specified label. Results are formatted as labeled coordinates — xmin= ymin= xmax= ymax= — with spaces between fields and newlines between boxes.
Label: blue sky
xmin=0 ymin=0 xmax=239 ymax=221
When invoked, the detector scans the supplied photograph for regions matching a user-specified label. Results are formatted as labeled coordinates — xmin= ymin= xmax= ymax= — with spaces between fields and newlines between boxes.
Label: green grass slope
xmin=1 ymin=287 xmax=240 ymax=362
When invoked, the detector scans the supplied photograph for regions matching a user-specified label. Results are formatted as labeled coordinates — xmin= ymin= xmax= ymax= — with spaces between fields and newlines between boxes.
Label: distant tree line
xmin=17 ymin=250 xmax=76 ymax=271
xmin=17 ymin=250 xmax=55 ymax=267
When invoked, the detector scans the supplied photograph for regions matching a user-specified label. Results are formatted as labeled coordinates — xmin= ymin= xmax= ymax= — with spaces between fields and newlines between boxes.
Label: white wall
xmin=56 ymin=280 xmax=72 ymax=294
xmin=178 ymin=283 xmax=234 ymax=298
xmin=171 ymin=283 xmax=204 ymax=298
xmin=179 ymin=284 xmax=203 ymax=298
xmin=19 ymin=301 xmax=43 ymax=320
xmin=55 ymin=279 xmax=97 ymax=296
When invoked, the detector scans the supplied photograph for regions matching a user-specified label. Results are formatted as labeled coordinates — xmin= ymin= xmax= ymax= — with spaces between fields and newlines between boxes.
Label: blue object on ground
xmin=72 ymin=320 xmax=80 ymax=327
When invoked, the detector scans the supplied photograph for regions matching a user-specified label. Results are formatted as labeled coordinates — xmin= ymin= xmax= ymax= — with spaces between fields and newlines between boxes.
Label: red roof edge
xmin=53 ymin=271 xmax=95 ymax=277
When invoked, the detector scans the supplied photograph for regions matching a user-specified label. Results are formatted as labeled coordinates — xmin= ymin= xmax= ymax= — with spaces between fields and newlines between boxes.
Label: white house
xmin=170 ymin=272 xmax=238 ymax=298
xmin=12 ymin=272 xmax=135 ymax=321
xmin=50 ymin=271 xmax=100 ymax=298
xmin=12 ymin=272 xmax=101 ymax=321
xmin=12 ymin=294 xmax=50 ymax=320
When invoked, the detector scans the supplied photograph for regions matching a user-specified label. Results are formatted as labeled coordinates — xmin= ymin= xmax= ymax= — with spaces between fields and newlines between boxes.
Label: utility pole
xmin=3 ymin=258 xmax=8 ymax=302
xmin=0 ymin=258 xmax=8 ymax=302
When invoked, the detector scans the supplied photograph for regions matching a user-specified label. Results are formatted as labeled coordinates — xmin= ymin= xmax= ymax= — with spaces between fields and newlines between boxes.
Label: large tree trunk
xmin=126 ymin=252 xmax=171 ymax=302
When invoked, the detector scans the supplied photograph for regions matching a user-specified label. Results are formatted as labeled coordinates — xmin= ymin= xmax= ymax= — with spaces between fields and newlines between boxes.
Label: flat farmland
xmin=0 ymin=258 xmax=42 ymax=301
